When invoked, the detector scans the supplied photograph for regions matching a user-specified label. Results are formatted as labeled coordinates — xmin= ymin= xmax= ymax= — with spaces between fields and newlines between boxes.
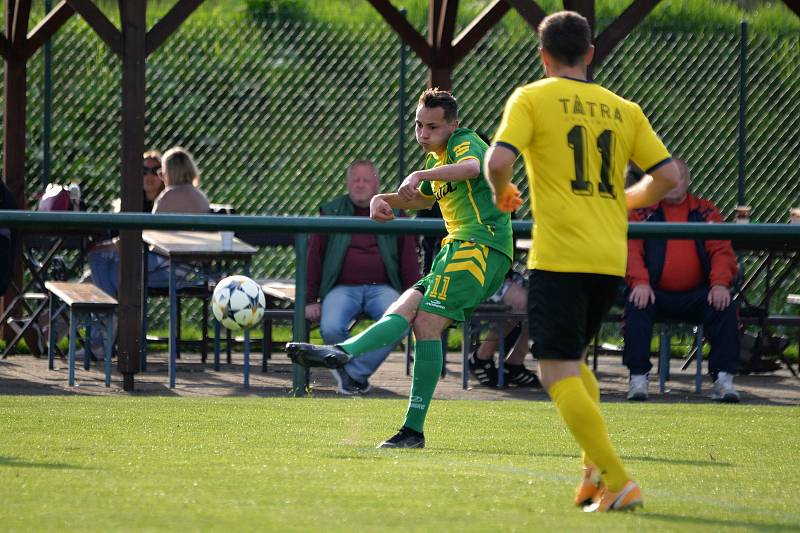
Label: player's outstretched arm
xmin=398 ymin=159 xmax=480 ymax=200
xmin=370 ymin=193 xmax=434 ymax=223
xmin=625 ymin=160 xmax=681 ymax=209
xmin=485 ymin=144 xmax=523 ymax=212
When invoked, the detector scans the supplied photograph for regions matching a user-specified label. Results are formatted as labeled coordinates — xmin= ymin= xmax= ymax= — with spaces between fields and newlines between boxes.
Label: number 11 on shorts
xmin=429 ymin=275 xmax=451 ymax=300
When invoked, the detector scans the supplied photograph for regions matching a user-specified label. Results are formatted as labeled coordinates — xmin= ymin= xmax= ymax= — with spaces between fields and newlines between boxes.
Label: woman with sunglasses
xmin=79 ymin=151 xmax=166 ymax=357
xmin=88 ymin=150 xmax=165 ymax=298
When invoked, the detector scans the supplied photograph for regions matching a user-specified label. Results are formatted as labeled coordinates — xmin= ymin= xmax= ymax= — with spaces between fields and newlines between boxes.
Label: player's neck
xmin=548 ymin=65 xmax=588 ymax=81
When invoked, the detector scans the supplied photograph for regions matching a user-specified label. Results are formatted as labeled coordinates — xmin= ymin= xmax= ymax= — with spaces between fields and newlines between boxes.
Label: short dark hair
xmin=418 ymin=88 xmax=458 ymax=122
xmin=538 ymin=11 xmax=591 ymax=67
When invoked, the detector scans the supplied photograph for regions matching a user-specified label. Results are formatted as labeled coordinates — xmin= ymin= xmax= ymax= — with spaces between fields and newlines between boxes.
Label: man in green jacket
xmin=305 ymin=159 xmax=422 ymax=395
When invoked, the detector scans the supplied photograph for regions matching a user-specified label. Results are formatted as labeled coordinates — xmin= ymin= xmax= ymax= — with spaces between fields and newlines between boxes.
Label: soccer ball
xmin=211 ymin=275 xmax=266 ymax=331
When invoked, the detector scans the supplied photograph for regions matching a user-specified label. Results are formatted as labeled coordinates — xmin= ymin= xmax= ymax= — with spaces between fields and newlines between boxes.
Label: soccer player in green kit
xmin=288 ymin=88 xmax=522 ymax=448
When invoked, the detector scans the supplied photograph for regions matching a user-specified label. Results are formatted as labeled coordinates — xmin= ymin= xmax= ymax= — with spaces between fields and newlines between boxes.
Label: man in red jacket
xmin=624 ymin=159 xmax=740 ymax=402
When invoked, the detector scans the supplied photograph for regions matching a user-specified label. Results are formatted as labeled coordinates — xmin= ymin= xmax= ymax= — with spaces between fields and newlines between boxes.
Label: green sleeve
xmin=419 ymin=180 xmax=434 ymax=197
xmin=447 ymin=131 xmax=485 ymax=163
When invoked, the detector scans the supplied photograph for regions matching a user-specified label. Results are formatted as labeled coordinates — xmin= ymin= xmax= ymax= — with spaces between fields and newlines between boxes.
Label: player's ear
xmin=584 ymin=45 xmax=595 ymax=66
xmin=539 ymin=47 xmax=550 ymax=72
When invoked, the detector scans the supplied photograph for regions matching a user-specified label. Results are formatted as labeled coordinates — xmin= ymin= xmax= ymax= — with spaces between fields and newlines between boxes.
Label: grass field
xmin=1 ymin=397 xmax=798 ymax=531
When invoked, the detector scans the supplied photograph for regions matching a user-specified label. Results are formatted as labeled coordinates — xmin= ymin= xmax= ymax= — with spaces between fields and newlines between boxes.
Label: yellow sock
xmin=579 ymin=363 xmax=600 ymax=467
xmin=548 ymin=376 xmax=629 ymax=492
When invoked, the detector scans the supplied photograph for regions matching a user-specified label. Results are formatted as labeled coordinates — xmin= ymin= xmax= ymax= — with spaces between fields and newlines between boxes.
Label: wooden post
xmin=117 ymin=0 xmax=146 ymax=391
xmin=427 ymin=0 xmax=452 ymax=89
xmin=2 ymin=0 xmax=31 ymax=341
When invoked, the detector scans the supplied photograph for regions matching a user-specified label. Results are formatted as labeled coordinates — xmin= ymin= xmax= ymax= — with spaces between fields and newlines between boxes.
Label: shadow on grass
xmin=0 ymin=456 xmax=85 ymax=470
xmin=531 ymin=451 xmax=733 ymax=468
xmin=641 ymin=511 xmax=800 ymax=532
xmin=0 ymin=374 xmax=81 ymax=396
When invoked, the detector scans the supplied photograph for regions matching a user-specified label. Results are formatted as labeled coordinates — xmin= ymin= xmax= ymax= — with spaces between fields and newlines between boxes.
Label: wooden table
xmin=142 ymin=231 xmax=258 ymax=388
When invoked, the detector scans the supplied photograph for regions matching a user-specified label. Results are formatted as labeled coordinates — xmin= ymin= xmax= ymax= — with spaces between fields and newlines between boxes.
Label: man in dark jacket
xmin=306 ymin=160 xmax=421 ymax=395
xmin=624 ymin=159 xmax=740 ymax=402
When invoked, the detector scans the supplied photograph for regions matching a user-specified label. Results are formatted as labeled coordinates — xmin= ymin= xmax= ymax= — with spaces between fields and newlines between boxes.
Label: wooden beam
xmin=4 ymin=1 xmax=28 ymax=210
xmin=117 ymin=0 xmax=146 ymax=391
xmin=437 ymin=0 xmax=458 ymax=52
xmin=24 ymin=1 xmax=74 ymax=59
xmin=451 ymin=0 xmax=510 ymax=62
xmin=429 ymin=0 xmax=442 ymax=47
xmin=564 ymin=0 xmax=595 ymax=34
xmin=505 ymin=0 xmax=547 ymax=32
xmin=11 ymin=0 xmax=32 ymax=45
xmin=593 ymin=0 xmax=661 ymax=67
xmin=366 ymin=0 xmax=435 ymax=66
xmin=145 ymin=0 xmax=204 ymax=57
xmin=0 ymin=32 xmax=11 ymax=60
xmin=66 ymin=0 xmax=121 ymax=57
xmin=427 ymin=0 xmax=450 ymax=88
xmin=781 ymin=0 xmax=799 ymax=17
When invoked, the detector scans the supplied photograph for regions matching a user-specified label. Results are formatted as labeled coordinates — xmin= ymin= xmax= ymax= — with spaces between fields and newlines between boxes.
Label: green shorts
xmin=414 ymin=240 xmax=511 ymax=323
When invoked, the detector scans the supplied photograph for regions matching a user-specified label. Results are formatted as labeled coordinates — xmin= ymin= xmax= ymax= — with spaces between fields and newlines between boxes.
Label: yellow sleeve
xmin=630 ymin=103 xmax=671 ymax=173
xmin=493 ymin=87 xmax=534 ymax=154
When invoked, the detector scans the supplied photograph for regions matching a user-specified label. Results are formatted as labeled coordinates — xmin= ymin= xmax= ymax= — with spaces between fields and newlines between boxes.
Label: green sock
xmin=402 ymin=340 xmax=442 ymax=433
xmin=338 ymin=313 xmax=409 ymax=356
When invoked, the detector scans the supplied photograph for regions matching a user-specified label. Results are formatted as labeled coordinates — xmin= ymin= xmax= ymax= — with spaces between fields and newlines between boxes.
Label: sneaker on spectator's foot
xmin=626 ymin=374 xmax=649 ymax=401
xmin=377 ymin=427 xmax=425 ymax=449
xmin=583 ymin=480 xmax=643 ymax=513
xmin=286 ymin=342 xmax=351 ymax=369
xmin=711 ymin=371 xmax=740 ymax=403
xmin=503 ymin=363 xmax=541 ymax=388
xmin=330 ymin=368 xmax=371 ymax=395
xmin=468 ymin=352 xmax=498 ymax=387
xmin=574 ymin=465 xmax=603 ymax=507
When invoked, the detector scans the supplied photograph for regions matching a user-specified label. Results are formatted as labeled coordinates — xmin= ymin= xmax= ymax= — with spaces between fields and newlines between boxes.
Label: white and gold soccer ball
xmin=211 ymin=275 xmax=266 ymax=331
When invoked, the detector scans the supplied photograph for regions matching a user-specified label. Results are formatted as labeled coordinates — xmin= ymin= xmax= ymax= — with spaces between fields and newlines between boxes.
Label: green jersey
xmin=418 ymin=128 xmax=513 ymax=259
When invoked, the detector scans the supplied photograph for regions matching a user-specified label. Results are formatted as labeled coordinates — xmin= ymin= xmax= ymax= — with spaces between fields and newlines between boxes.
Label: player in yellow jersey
xmin=485 ymin=11 xmax=681 ymax=512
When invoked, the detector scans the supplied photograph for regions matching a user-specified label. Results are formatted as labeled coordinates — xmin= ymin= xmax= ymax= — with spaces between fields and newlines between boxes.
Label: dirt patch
xmin=1 ymin=350 xmax=798 ymax=405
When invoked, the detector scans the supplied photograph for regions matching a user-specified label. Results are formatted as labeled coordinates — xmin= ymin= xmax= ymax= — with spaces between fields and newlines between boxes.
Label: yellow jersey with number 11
xmin=494 ymin=77 xmax=671 ymax=276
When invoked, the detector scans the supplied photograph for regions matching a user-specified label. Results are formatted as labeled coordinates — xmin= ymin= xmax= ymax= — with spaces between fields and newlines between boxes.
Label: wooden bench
xmin=260 ymin=280 xmax=301 ymax=372
xmin=45 ymin=281 xmax=117 ymax=387
xmin=460 ymin=303 xmax=527 ymax=389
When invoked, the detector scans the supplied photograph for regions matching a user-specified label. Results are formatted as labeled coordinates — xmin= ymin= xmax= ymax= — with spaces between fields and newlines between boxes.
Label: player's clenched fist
xmin=398 ymin=172 xmax=422 ymax=201
xmin=494 ymin=184 xmax=523 ymax=213
xmin=370 ymin=195 xmax=395 ymax=222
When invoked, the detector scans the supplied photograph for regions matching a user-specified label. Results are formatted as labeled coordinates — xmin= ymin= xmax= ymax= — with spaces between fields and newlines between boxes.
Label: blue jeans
xmin=320 ymin=284 xmax=401 ymax=384
xmin=623 ymin=286 xmax=739 ymax=377
xmin=88 ymin=248 xmax=120 ymax=298
xmin=85 ymin=251 xmax=188 ymax=351
xmin=87 ymin=248 xmax=172 ymax=294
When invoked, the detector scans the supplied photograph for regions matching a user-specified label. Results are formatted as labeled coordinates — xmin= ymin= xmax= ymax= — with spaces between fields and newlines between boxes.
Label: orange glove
xmin=496 ymin=184 xmax=523 ymax=213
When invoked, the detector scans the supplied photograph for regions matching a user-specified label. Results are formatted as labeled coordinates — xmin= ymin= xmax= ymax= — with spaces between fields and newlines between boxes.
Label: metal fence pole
xmin=42 ymin=0 xmax=53 ymax=189
xmin=291 ymin=233 xmax=309 ymax=396
xmin=397 ymin=8 xmax=407 ymax=186
xmin=737 ymin=20 xmax=748 ymax=207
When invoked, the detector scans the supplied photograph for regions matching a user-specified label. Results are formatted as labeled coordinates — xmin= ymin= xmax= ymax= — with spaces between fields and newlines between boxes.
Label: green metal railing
xmin=2 ymin=211 xmax=800 ymax=393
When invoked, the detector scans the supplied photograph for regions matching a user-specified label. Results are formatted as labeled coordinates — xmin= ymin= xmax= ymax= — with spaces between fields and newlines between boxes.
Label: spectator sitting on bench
xmin=88 ymin=150 xmax=165 ymax=300
xmin=306 ymin=159 xmax=421 ymax=395
xmin=624 ymin=158 xmax=740 ymax=402
xmin=468 ymin=269 xmax=540 ymax=388
xmin=147 ymin=146 xmax=211 ymax=287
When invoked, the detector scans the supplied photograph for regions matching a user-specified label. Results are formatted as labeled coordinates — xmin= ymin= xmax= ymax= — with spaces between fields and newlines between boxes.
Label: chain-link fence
xmin=5 ymin=16 xmax=799 ymax=329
